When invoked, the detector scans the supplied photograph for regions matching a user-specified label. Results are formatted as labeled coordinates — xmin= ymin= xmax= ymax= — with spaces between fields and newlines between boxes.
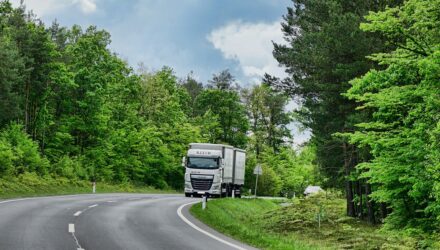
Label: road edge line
xmin=0 ymin=198 xmax=34 ymax=205
xmin=0 ymin=194 xmax=95 ymax=205
xmin=177 ymin=201 xmax=248 ymax=250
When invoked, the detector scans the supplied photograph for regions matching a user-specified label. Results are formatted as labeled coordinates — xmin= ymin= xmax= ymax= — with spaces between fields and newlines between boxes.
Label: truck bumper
xmin=185 ymin=182 xmax=221 ymax=196
xmin=185 ymin=188 xmax=221 ymax=195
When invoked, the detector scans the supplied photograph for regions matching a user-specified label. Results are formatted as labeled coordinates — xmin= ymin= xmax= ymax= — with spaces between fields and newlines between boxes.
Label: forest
xmin=0 ymin=0 xmax=313 ymax=194
xmin=271 ymin=0 xmax=439 ymax=236
xmin=0 ymin=0 xmax=439 ymax=238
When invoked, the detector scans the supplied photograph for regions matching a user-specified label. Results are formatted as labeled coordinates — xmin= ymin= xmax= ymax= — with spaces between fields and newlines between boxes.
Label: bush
xmin=0 ymin=124 xmax=49 ymax=176
xmin=245 ymin=146 xmax=320 ymax=197
xmin=257 ymin=166 xmax=282 ymax=196
xmin=52 ymin=156 xmax=88 ymax=180
xmin=0 ymin=138 xmax=15 ymax=176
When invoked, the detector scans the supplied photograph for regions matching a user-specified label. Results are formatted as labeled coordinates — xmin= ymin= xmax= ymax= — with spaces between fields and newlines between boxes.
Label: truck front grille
xmin=191 ymin=178 xmax=213 ymax=190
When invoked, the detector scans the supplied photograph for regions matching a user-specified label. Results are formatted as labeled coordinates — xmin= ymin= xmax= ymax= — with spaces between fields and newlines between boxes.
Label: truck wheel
xmin=185 ymin=193 xmax=191 ymax=197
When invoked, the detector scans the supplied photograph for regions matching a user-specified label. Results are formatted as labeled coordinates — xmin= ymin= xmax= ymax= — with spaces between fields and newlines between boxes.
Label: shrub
xmin=0 ymin=124 xmax=49 ymax=176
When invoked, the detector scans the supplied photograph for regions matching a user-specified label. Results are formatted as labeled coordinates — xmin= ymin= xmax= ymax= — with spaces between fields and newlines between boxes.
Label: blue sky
xmin=12 ymin=0 xmax=310 ymax=145
xmin=13 ymin=0 xmax=290 ymax=85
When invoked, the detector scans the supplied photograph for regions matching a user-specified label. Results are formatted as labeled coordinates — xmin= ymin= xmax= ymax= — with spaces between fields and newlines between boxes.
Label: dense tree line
xmin=0 ymin=0 xmax=205 ymax=189
xmin=2 ymin=0 xmax=438 ymax=236
xmin=0 ymin=2 xmax=207 ymax=189
xmin=0 ymin=1 xmax=315 ymax=194
xmin=241 ymin=81 xmax=318 ymax=196
xmin=273 ymin=0 xmax=439 ymax=234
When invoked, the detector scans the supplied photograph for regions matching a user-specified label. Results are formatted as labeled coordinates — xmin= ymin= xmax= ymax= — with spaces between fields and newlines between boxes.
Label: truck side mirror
xmin=182 ymin=157 xmax=186 ymax=167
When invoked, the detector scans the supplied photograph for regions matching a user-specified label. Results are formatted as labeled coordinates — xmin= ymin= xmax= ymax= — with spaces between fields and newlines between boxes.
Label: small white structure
xmin=304 ymin=186 xmax=324 ymax=196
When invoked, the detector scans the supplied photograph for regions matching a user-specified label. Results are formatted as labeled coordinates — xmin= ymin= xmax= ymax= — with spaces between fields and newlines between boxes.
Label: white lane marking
xmin=73 ymin=203 xmax=100 ymax=217
xmin=0 ymin=194 xmax=104 ymax=206
xmin=69 ymin=224 xmax=84 ymax=249
xmin=0 ymin=198 xmax=33 ymax=205
xmin=106 ymin=200 xmax=116 ymax=203
xmin=177 ymin=201 xmax=248 ymax=250
xmin=68 ymin=224 xmax=75 ymax=233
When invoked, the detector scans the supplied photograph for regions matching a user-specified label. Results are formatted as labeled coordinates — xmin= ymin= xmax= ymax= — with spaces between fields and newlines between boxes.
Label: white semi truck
xmin=183 ymin=143 xmax=246 ymax=198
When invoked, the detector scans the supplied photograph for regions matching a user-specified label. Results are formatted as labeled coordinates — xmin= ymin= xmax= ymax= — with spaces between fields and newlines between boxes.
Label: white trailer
xmin=183 ymin=143 xmax=246 ymax=197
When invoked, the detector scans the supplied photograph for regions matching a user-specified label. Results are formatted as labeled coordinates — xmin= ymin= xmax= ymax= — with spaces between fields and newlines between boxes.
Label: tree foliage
xmin=0 ymin=1 xmax=207 ymax=189
xmin=272 ymin=0 xmax=403 ymax=220
xmin=0 ymin=124 xmax=49 ymax=176
xmin=243 ymin=82 xmax=292 ymax=155
xmin=344 ymin=0 xmax=440 ymax=231
xmin=195 ymin=85 xmax=249 ymax=148
xmin=270 ymin=0 xmax=439 ymax=236
xmin=0 ymin=1 xmax=319 ymax=207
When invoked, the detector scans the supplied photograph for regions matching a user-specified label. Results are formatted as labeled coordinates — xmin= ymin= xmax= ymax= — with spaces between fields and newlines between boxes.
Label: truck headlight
xmin=185 ymin=182 xmax=192 ymax=189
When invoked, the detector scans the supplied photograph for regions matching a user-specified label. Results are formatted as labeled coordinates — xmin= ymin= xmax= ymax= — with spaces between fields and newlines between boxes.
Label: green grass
xmin=190 ymin=198 xmax=319 ymax=250
xmin=190 ymin=194 xmax=435 ymax=250
xmin=0 ymin=172 xmax=176 ymax=200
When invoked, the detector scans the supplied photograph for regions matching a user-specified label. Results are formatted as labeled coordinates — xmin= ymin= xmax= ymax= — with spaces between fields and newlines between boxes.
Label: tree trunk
xmin=380 ymin=203 xmax=388 ymax=221
xmin=358 ymin=180 xmax=363 ymax=219
xmin=353 ymin=180 xmax=359 ymax=216
xmin=253 ymin=111 xmax=260 ymax=158
xmin=25 ymin=82 xmax=30 ymax=131
xmin=32 ymin=102 xmax=37 ymax=140
xmin=365 ymin=183 xmax=375 ymax=224
xmin=346 ymin=180 xmax=355 ymax=217
xmin=343 ymin=142 xmax=356 ymax=217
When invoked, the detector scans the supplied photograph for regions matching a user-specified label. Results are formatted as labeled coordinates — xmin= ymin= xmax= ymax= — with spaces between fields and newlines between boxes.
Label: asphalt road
xmin=0 ymin=194 xmax=257 ymax=250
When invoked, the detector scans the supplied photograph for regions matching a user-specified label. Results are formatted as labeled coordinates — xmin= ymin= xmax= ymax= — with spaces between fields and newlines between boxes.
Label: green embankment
xmin=0 ymin=172 xmax=176 ymax=200
xmin=190 ymin=194 xmax=436 ymax=250
xmin=192 ymin=197 xmax=314 ymax=250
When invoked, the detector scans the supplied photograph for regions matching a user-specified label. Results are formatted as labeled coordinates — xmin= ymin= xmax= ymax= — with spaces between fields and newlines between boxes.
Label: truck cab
xmin=184 ymin=149 xmax=223 ymax=197
xmin=183 ymin=143 xmax=245 ymax=198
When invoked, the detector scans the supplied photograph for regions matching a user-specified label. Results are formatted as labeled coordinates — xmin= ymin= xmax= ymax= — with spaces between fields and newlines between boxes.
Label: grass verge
xmin=0 ymin=172 xmax=176 ymax=199
xmin=190 ymin=194 xmax=438 ymax=249
xmin=190 ymin=198 xmax=319 ymax=250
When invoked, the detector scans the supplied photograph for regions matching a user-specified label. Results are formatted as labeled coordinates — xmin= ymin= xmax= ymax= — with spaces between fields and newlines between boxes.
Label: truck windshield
xmin=187 ymin=157 xmax=219 ymax=169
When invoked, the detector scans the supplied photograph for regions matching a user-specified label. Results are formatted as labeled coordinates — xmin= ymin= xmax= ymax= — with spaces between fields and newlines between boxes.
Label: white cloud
xmin=207 ymin=20 xmax=286 ymax=84
xmin=11 ymin=0 xmax=97 ymax=16
xmin=75 ymin=0 xmax=96 ymax=14
xmin=208 ymin=20 xmax=311 ymax=145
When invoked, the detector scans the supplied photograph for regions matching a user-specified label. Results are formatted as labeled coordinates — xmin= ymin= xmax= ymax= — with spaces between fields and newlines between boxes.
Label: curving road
xmin=0 ymin=194 xmax=256 ymax=250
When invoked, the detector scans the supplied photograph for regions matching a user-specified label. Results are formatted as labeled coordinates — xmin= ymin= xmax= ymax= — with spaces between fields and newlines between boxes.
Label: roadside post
xmin=92 ymin=181 xmax=96 ymax=193
xmin=202 ymin=193 xmax=208 ymax=210
xmin=253 ymin=164 xmax=263 ymax=198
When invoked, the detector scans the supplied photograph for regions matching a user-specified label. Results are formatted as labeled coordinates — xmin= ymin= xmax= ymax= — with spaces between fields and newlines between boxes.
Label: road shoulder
xmin=179 ymin=200 xmax=259 ymax=250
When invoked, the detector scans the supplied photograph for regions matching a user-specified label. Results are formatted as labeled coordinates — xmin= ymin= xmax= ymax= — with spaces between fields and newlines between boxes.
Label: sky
xmin=11 ymin=0 xmax=311 ymax=145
